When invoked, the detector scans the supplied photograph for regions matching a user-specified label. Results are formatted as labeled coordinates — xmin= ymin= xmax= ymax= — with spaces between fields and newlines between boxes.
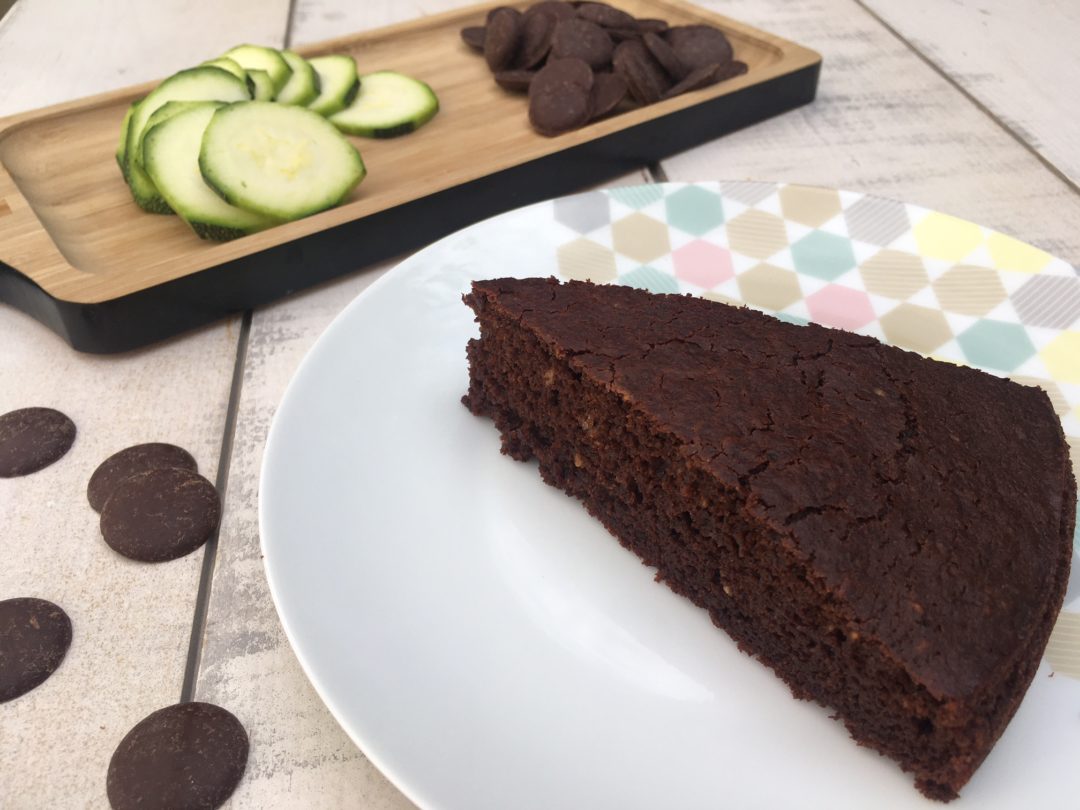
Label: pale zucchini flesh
xmin=307 ymin=54 xmax=360 ymax=117
xmin=144 ymin=102 xmax=275 ymax=241
xmin=275 ymin=50 xmax=320 ymax=106
xmin=199 ymin=101 xmax=365 ymax=221
xmin=116 ymin=103 xmax=135 ymax=179
xmin=222 ymin=45 xmax=292 ymax=96
xmin=247 ymin=69 xmax=276 ymax=101
xmin=329 ymin=71 xmax=439 ymax=138
xmin=123 ymin=66 xmax=251 ymax=211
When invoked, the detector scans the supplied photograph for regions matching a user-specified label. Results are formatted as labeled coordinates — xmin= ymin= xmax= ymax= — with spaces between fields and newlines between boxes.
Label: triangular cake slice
xmin=462 ymin=277 xmax=1075 ymax=801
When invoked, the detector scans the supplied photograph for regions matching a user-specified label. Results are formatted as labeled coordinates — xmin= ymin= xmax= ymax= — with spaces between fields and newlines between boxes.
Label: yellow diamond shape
xmin=611 ymin=212 xmax=670 ymax=264
xmin=557 ymin=238 xmax=616 ymax=283
xmin=913 ymin=211 xmax=983 ymax=262
xmin=986 ymin=231 xmax=1053 ymax=274
xmin=1041 ymin=331 xmax=1080 ymax=384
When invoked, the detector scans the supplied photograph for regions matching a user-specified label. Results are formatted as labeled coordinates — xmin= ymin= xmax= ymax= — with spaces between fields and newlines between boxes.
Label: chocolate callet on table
xmin=518 ymin=9 xmax=555 ymax=69
xmin=550 ymin=18 xmax=614 ymax=70
xmin=99 ymin=466 xmax=221 ymax=562
xmin=87 ymin=442 xmax=198 ymax=513
xmin=613 ymin=38 xmax=671 ymax=105
xmin=0 ymin=407 xmax=76 ymax=478
xmin=643 ymin=31 xmax=688 ymax=81
xmin=107 ymin=702 xmax=248 ymax=810
xmin=0 ymin=598 xmax=72 ymax=703
xmin=495 ymin=69 xmax=538 ymax=93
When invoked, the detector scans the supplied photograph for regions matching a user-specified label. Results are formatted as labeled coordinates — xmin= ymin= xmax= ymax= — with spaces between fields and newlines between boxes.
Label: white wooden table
xmin=1 ymin=0 xmax=1078 ymax=806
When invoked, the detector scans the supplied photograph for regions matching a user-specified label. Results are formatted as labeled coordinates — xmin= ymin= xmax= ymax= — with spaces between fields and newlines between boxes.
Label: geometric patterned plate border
xmin=549 ymin=182 xmax=1080 ymax=678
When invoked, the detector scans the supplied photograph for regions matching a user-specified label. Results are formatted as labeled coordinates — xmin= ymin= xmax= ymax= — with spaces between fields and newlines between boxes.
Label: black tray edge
xmin=0 ymin=60 xmax=820 ymax=354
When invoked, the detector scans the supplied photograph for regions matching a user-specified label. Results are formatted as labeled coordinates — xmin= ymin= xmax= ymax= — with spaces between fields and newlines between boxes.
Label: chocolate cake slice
xmin=462 ymin=277 xmax=1075 ymax=801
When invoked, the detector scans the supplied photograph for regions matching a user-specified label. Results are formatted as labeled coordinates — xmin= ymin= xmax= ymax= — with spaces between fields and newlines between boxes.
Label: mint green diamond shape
xmin=608 ymin=185 xmax=665 ymax=209
xmin=773 ymin=312 xmax=809 ymax=326
xmin=620 ymin=266 xmax=680 ymax=294
xmin=664 ymin=185 xmax=724 ymax=236
xmin=791 ymin=230 xmax=856 ymax=281
xmin=956 ymin=319 xmax=1036 ymax=372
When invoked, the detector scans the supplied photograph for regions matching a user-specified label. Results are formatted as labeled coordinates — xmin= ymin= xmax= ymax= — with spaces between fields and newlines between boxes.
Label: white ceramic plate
xmin=261 ymin=183 xmax=1080 ymax=809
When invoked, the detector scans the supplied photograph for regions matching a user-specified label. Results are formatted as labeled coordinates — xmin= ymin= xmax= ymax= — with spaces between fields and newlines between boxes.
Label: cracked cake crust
xmin=462 ymin=277 xmax=1075 ymax=801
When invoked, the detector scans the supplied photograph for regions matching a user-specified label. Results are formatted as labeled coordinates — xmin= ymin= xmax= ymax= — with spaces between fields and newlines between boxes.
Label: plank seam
xmin=852 ymin=0 xmax=1079 ymax=197
xmin=180 ymin=310 xmax=253 ymax=703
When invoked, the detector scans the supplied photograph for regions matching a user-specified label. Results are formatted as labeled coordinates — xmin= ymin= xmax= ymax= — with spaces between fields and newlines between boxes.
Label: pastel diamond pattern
xmin=779 ymin=185 xmax=841 ymax=228
xmin=806 ymin=285 xmax=876 ymax=331
xmin=621 ymin=266 xmax=680 ymax=294
xmin=554 ymin=191 xmax=611 ymax=234
xmin=932 ymin=266 xmax=1007 ymax=316
xmin=791 ymin=230 xmax=857 ymax=281
xmin=612 ymin=212 xmax=670 ymax=264
xmin=673 ymin=241 xmax=733 ymax=288
xmin=665 ymin=185 xmax=725 ymax=236
xmin=548 ymin=183 xmax=1080 ymax=590
xmin=913 ymin=211 xmax=983 ymax=261
xmin=956 ymin=320 xmax=1036 ymax=372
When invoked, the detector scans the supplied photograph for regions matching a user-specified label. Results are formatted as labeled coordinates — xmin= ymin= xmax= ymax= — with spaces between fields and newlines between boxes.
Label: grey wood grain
xmin=860 ymin=0 xmax=1080 ymax=188
xmin=662 ymin=0 xmax=1080 ymax=266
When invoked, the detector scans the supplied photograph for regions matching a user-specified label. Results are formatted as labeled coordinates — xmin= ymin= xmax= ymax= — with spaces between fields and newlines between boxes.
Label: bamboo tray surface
xmin=0 ymin=0 xmax=819 ymax=316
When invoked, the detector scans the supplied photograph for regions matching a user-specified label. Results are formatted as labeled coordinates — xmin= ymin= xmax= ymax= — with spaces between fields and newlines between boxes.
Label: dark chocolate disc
xmin=589 ymin=72 xmax=628 ymax=119
xmin=717 ymin=59 xmax=749 ymax=81
xmin=606 ymin=27 xmax=644 ymax=43
xmin=575 ymin=2 xmax=637 ymax=29
xmin=643 ymin=31 xmax=688 ymax=81
xmin=525 ymin=1 xmax=577 ymax=22
xmin=0 ymin=407 xmax=76 ymax=478
xmin=663 ymin=25 xmax=734 ymax=72
xmin=529 ymin=57 xmax=595 ymax=136
xmin=660 ymin=63 xmax=724 ymax=99
xmin=87 ymin=443 xmax=198 ymax=513
xmin=100 ymin=467 xmax=220 ymax=563
xmin=613 ymin=38 xmax=671 ymax=105
xmin=518 ymin=9 xmax=555 ymax=69
xmin=107 ymin=702 xmax=248 ymax=810
xmin=484 ymin=7 xmax=523 ymax=72
xmin=550 ymin=18 xmax=614 ymax=70
xmin=460 ymin=25 xmax=486 ymax=51
xmin=495 ymin=69 xmax=538 ymax=92
xmin=634 ymin=17 xmax=669 ymax=34
xmin=0 ymin=598 xmax=72 ymax=703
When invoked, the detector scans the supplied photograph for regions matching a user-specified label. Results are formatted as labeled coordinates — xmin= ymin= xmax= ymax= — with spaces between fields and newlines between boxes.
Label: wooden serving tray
xmin=0 ymin=0 xmax=820 ymax=352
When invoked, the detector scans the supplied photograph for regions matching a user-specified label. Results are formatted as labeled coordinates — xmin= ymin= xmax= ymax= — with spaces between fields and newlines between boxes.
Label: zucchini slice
xmin=144 ymin=102 xmax=276 ymax=241
xmin=247 ymin=69 xmax=276 ymax=101
xmin=329 ymin=71 xmax=439 ymax=138
xmin=201 ymin=57 xmax=247 ymax=82
xmin=222 ymin=45 xmax=292 ymax=96
xmin=275 ymin=50 xmax=320 ymax=106
xmin=116 ymin=103 xmax=135 ymax=180
xmin=123 ymin=66 xmax=251 ymax=211
xmin=199 ymin=101 xmax=365 ymax=221
xmin=306 ymin=55 xmax=360 ymax=117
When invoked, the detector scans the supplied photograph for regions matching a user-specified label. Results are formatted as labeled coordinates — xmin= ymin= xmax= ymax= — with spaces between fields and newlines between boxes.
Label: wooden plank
xmin=192 ymin=169 xmax=650 ymax=809
xmin=0 ymin=0 xmax=817 ymax=308
xmin=0 ymin=312 xmax=241 ymax=804
xmin=860 ymin=0 xmax=1080 ymax=188
xmin=660 ymin=0 xmax=1080 ymax=267
xmin=0 ymin=0 xmax=291 ymax=804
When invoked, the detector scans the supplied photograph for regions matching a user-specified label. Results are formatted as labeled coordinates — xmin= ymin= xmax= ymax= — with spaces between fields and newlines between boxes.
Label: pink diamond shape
xmin=806 ymin=285 xmax=876 ymax=331
xmin=672 ymin=240 xmax=733 ymax=289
